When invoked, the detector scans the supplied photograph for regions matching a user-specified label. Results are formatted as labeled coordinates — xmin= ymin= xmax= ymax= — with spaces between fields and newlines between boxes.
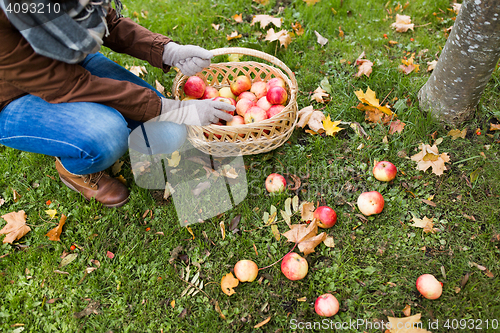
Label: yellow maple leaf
xmin=226 ymin=31 xmax=242 ymax=41
xmin=391 ymin=14 xmax=414 ymax=32
xmin=0 ymin=210 xmax=31 ymax=244
xmin=303 ymin=0 xmax=320 ymax=5
xmin=311 ymin=87 xmax=329 ymax=103
xmin=167 ymin=151 xmax=181 ymax=167
xmin=232 ymin=13 xmax=243 ymax=23
xmin=251 ymin=14 xmax=282 ymax=29
xmin=264 ymin=28 xmax=292 ymax=48
xmin=354 ymin=87 xmax=393 ymax=115
xmin=448 ymin=128 xmax=467 ymax=140
xmin=410 ymin=215 xmax=438 ymax=233
xmin=400 ymin=53 xmax=420 ymax=74
xmin=45 ymin=209 xmax=58 ymax=219
xmin=291 ymin=22 xmax=304 ymax=35
xmin=323 ymin=116 xmax=344 ymax=136
xmin=410 ymin=143 xmax=450 ymax=176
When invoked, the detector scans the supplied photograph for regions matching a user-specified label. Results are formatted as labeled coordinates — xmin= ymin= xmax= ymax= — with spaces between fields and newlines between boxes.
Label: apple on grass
xmin=313 ymin=206 xmax=337 ymax=228
xmin=265 ymin=173 xmax=286 ymax=193
xmin=357 ymin=191 xmax=384 ymax=216
xmin=233 ymin=260 xmax=258 ymax=282
xmin=237 ymin=91 xmax=257 ymax=103
xmin=244 ymin=106 xmax=267 ymax=124
xmin=267 ymin=86 xmax=288 ymax=105
xmin=250 ymin=81 xmax=267 ymax=99
xmin=202 ymin=86 xmax=220 ymax=99
xmin=235 ymin=98 xmax=255 ymax=116
xmin=183 ymin=76 xmax=206 ymax=99
xmin=372 ymin=161 xmax=397 ymax=182
xmin=230 ymin=75 xmax=252 ymax=96
xmin=315 ymin=294 xmax=339 ymax=317
xmin=219 ymin=86 xmax=237 ymax=100
xmin=266 ymin=77 xmax=286 ymax=90
xmin=281 ymin=252 xmax=308 ymax=281
xmin=416 ymin=274 xmax=443 ymax=300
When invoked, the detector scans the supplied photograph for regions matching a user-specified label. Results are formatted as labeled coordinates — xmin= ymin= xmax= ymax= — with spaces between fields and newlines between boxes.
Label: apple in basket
xmin=244 ymin=106 xmax=268 ymax=124
xmin=256 ymin=96 xmax=272 ymax=112
xmin=213 ymin=97 xmax=236 ymax=116
xmin=183 ymin=76 xmax=206 ymax=99
xmin=235 ymin=98 xmax=255 ymax=117
xmin=237 ymin=91 xmax=257 ymax=103
xmin=250 ymin=81 xmax=267 ymax=99
xmin=227 ymin=115 xmax=245 ymax=126
xmin=202 ymin=86 xmax=220 ymax=99
xmin=267 ymin=105 xmax=284 ymax=119
xmin=267 ymin=86 xmax=288 ymax=105
xmin=266 ymin=77 xmax=286 ymax=90
xmin=219 ymin=87 xmax=237 ymax=100
xmin=230 ymin=75 xmax=252 ymax=96
xmin=204 ymin=122 xmax=223 ymax=139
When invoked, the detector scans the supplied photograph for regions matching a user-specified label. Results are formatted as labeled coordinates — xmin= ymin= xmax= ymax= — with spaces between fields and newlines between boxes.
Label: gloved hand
xmin=159 ymin=98 xmax=235 ymax=126
xmin=163 ymin=42 xmax=213 ymax=76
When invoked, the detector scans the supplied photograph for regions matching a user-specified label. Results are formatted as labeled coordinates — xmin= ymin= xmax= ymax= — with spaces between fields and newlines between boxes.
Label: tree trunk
xmin=418 ymin=0 xmax=500 ymax=125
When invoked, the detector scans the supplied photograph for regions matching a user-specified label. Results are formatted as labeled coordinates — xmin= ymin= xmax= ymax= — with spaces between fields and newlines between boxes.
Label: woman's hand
xmin=159 ymin=98 xmax=234 ymax=126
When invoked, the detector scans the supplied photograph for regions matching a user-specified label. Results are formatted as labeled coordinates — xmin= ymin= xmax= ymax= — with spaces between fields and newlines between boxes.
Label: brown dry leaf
xmin=264 ymin=28 xmax=292 ymax=48
xmin=282 ymin=221 xmax=326 ymax=255
xmin=254 ymin=316 xmax=271 ymax=328
xmin=300 ymin=201 xmax=315 ymax=221
xmin=311 ymin=87 xmax=329 ymax=103
xmin=211 ymin=23 xmax=220 ymax=31
xmin=12 ymin=189 xmax=21 ymax=202
xmin=155 ymin=80 xmax=165 ymax=96
xmin=387 ymin=313 xmax=432 ymax=333
xmin=355 ymin=87 xmax=393 ymax=115
xmin=111 ymin=160 xmax=124 ymax=175
xmin=46 ymin=214 xmax=67 ymax=242
xmin=355 ymin=59 xmax=373 ymax=77
xmin=357 ymin=103 xmax=395 ymax=125
xmin=226 ymin=31 xmax=242 ymax=41
xmin=129 ymin=66 xmax=147 ymax=77
xmin=490 ymin=123 xmax=500 ymax=131
xmin=232 ymin=13 xmax=243 ymax=23
xmin=219 ymin=221 xmax=226 ymax=240
xmin=296 ymin=106 xmax=326 ymax=133
xmin=411 ymin=143 xmax=450 ymax=176
xmin=214 ymin=301 xmax=226 ymax=320
xmin=391 ymin=14 xmax=415 ymax=32
xmin=323 ymin=236 xmax=335 ymax=248
xmin=314 ymin=30 xmax=328 ymax=46
xmin=303 ymin=0 xmax=320 ymax=5
xmin=221 ymin=272 xmax=239 ymax=296
xmin=389 ymin=120 xmax=406 ymax=134
xmin=400 ymin=54 xmax=420 ymax=74
xmin=253 ymin=0 xmax=269 ymax=5
xmin=323 ymin=116 xmax=344 ymax=136
xmin=251 ymin=15 xmax=282 ymax=29
xmin=410 ymin=215 xmax=438 ymax=233
xmin=402 ymin=304 xmax=412 ymax=317
xmin=298 ymin=231 xmax=327 ymax=255
xmin=427 ymin=60 xmax=438 ymax=72
xmin=448 ymin=128 xmax=467 ymax=140
xmin=291 ymin=22 xmax=304 ymax=35
xmin=338 ymin=26 xmax=344 ymax=39
xmin=0 ymin=210 xmax=30 ymax=244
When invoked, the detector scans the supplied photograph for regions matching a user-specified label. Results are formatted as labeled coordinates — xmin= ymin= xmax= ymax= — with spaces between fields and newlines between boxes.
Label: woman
xmin=0 ymin=0 xmax=234 ymax=207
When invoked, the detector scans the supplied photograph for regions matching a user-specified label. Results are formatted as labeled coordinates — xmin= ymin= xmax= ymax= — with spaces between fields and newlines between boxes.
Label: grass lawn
xmin=1 ymin=0 xmax=500 ymax=332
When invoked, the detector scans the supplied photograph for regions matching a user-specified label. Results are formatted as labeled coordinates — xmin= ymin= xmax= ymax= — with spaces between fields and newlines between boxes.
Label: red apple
xmin=235 ymin=98 xmax=255 ymax=116
xmin=214 ymin=96 xmax=236 ymax=107
xmin=281 ymin=252 xmax=308 ymax=281
xmin=219 ymin=87 xmax=237 ymax=100
xmin=266 ymin=77 xmax=286 ymax=90
xmin=250 ymin=81 xmax=267 ymax=99
xmin=234 ymin=260 xmax=258 ymax=282
xmin=227 ymin=115 xmax=245 ymax=126
xmin=314 ymin=294 xmax=339 ymax=317
xmin=256 ymin=96 xmax=272 ymax=111
xmin=266 ymin=86 xmax=288 ymax=105
xmin=265 ymin=173 xmax=286 ymax=193
xmin=230 ymin=75 xmax=252 ymax=96
xmin=372 ymin=161 xmax=397 ymax=182
xmin=183 ymin=76 xmax=206 ymax=99
xmin=244 ymin=106 xmax=267 ymax=124
xmin=357 ymin=191 xmax=384 ymax=216
xmin=267 ymin=105 xmax=285 ymax=119
xmin=237 ymin=91 xmax=257 ymax=103
xmin=313 ymin=206 xmax=337 ymax=228
xmin=416 ymin=274 xmax=443 ymax=300
xmin=202 ymin=86 xmax=220 ymax=99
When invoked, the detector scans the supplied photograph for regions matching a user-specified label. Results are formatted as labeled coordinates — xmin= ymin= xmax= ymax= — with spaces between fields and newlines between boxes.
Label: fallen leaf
xmin=59 ymin=253 xmax=78 ymax=268
xmin=12 ymin=189 xmax=21 ymax=202
xmin=427 ymin=60 xmax=438 ymax=72
xmin=45 ymin=209 xmax=58 ymax=219
xmin=186 ymin=226 xmax=195 ymax=239
xmin=251 ymin=15 xmax=282 ymax=28
xmin=129 ymin=66 xmax=147 ymax=77
xmin=111 ymin=160 xmax=124 ymax=175
xmin=338 ymin=26 xmax=344 ymax=39
xmin=115 ymin=175 xmax=126 ymax=185
xmin=229 ymin=214 xmax=241 ymax=231
xmin=254 ymin=316 xmax=271 ymax=328
xmin=323 ymin=116 xmax=344 ymax=136
xmin=232 ymin=13 xmax=243 ymax=23
xmin=46 ymin=214 xmax=67 ymax=242
xmin=253 ymin=0 xmax=269 ymax=5
xmin=227 ymin=31 xmax=243 ymax=41
xmin=271 ymin=224 xmax=280 ymax=241
xmin=296 ymin=106 xmax=326 ymax=133
xmin=0 ymin=210 xmax=31 ymax=244
xmin=291 ymin=22 xmax=304 ymax=35
xmin=220 ymin=220 xmax=226 ymax=240
xmin=314 ymin=30 xmax=328 ymax=46
xmin=490 ymin=123 xmax=500 ymax=131
xmin=214 ymin=301 xmax=226 ymax=320
xmin=74 ymin=301 xmax=100 ymax=319
xmin=355 ymin=59 xmax=373 ymax=77
xmin=0 ymin=198 xmax=4 ymax=207
xmin=387 ymin=313 xmax=431 ymax=333
xmin=163 ymin=182 xmax=175 ymax=200
xmin=323 ymin=236 xmax=335 ymax=247
xmin=265 ymin=28 xmax=292 ymax=48
xmin=282 ymin=221 xmax=327 ymax=255
xmin=221 ymin=272 xmax=239 ymax=296
xmin=167 ymin=151 xmax=181 ymax=167
xmin=54 ymin=270 xmax=70 ymax=275
xmin=211 ymin=23 xmax=220 ymax=31
xmin=411 ymin=143 xmax=450 ymax=176
xmin=402 ymin=304 xmax=412 ymax=317
xmin=399 ymin=53 xmax=420 ymax=74
xmin=355 ymin=87 xmax=393 ymax=115
xmin=221 ymin=165 xmax=238 ymax=179
xmin=300 ymin=201 xmax=315 ymax=221
xmin=155 ymin=80 xmax=165 ymax=95
xmin=391 ymin=14 xmax=415 ymax=32
xmin=410 ymin=215 xmax=438 ymax=233
xmin=228 ymin=54 xmax=243 ymax=62
xmin=311 ymin=87 xmax=329 ymax=103
xmin=389 ymin=120 xmax=406 ymax=134
xmin=448 ymin=128 xmax=467 ymax=140
xmin=452 ymin=3 xmax=462 ymax=14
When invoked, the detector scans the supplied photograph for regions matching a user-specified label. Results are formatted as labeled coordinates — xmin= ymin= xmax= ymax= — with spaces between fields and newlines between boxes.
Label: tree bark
xmin=418 ymin=0 xmax=500 ymax=125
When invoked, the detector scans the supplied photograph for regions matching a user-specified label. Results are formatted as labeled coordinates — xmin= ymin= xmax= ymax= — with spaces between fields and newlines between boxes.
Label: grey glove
xmin=159 ymin=98 xmax=235 ymax=126
xmin=163 ymin=42 xmax=213 ymax=76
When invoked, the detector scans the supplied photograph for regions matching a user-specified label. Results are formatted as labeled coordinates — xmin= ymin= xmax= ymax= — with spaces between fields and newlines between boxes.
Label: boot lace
xmin=83 ymin=171 xmax=105 ymax=188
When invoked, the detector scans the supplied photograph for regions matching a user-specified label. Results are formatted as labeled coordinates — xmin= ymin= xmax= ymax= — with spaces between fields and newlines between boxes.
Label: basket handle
xmin=210 ymin=47 xmax=298 ymax=94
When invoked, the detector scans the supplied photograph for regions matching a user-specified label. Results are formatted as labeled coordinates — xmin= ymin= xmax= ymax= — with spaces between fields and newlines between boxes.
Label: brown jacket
xmin=0 ymin=8 xmax=172 ymax=122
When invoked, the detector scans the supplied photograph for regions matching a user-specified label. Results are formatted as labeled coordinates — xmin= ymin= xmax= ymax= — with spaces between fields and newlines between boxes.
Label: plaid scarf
xmin=1 ymin=0 xmax=122 ymax=64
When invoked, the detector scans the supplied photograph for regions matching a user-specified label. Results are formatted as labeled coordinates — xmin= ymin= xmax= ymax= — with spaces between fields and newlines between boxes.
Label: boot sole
xmin=59 ymin=175 xmax=129 ymax=208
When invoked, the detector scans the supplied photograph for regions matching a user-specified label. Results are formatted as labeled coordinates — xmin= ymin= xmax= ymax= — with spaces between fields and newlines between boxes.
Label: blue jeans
xmin=0 ymin=53 xmax=187 ymax=175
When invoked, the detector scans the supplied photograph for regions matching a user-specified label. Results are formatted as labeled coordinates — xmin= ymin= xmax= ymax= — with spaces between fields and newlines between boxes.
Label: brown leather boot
xmin=55 ymin=158 xmax=129 ymax=208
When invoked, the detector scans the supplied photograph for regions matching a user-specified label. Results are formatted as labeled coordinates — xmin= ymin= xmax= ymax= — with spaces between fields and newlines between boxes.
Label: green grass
xmin=1 ymin=0 xmax=500 ymax=332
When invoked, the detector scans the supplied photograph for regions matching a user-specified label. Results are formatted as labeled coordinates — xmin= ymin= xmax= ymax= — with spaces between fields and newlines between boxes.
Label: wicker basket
xmin=172 ymin=47 xmax=298 ymax=157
